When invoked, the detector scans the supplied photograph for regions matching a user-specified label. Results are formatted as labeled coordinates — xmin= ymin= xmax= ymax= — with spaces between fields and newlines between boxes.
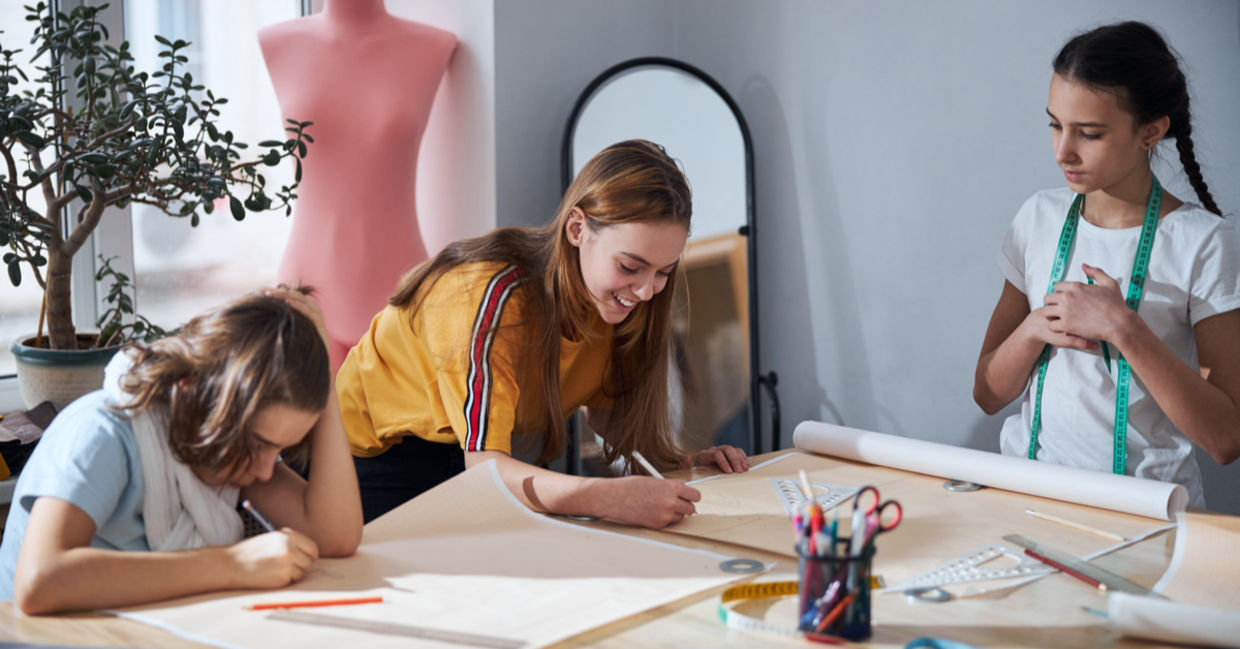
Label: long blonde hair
xmin=390 ymin=139 xmax=691 ymax=467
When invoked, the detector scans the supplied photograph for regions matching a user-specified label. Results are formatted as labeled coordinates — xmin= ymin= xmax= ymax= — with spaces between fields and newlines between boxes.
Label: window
xmin=0 ymin=0 xmax=302 ymax=380
xmin=123 ymin=0 xmax=302 ymax=335
xmin=0 ymin=1 xmax=53 ymax=377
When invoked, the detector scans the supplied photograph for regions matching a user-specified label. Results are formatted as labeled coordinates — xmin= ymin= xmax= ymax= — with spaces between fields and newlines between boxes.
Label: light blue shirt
xmin=0 ymin=390 xmax=148 ymax=600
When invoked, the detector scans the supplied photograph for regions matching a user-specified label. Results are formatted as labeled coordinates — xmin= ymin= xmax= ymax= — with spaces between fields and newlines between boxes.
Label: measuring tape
xmin=1029 ymin=176 xmax=1162 ymax=476
xmin=718 ymin=581 xmax=803 ymax=637
xmin=718 ymin=576 xmax=884 ymax=640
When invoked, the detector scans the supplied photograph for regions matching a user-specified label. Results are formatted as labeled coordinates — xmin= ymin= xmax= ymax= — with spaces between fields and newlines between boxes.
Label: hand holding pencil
xmin=589 ymin=451 xmax=698 ymax=529
xmin=226 ymin=503 xmax=320 ymax=589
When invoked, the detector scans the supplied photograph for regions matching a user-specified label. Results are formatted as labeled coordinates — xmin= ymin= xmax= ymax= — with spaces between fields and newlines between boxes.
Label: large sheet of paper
xmin=1107 ymin=511 xmax=1240 ymax=647
xmin=111 ymin=461 xmax=753 ymax=649
xmin=793 ymin=420 xmax=1186 ymax=520
xmin=662 ymin=451 xmax=1171 ymax=592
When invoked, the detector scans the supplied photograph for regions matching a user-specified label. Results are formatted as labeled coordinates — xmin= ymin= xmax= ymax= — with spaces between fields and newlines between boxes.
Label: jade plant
xmin=1 ymin=2 xmax=311 ymax=350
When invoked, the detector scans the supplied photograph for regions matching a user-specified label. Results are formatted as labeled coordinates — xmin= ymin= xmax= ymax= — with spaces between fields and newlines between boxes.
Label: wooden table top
xmin=0 ymin=452 xmax=1191 ymax=649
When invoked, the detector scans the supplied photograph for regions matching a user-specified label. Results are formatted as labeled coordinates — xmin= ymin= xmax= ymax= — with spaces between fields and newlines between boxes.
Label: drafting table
xmin=0 ymin=449 xmax=1225 ymax=649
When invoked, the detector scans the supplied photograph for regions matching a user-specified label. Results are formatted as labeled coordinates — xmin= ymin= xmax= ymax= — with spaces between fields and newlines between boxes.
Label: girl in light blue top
xmin=1 ymin=287 xmax=362 ymax=613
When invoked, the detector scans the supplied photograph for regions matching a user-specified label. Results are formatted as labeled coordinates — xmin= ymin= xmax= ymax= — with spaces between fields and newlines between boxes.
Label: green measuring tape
xmin=1028 ymin=177 xmax=1162 ymax=475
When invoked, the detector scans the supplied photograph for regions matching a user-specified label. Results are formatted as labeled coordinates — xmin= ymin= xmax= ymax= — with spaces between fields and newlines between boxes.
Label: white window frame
xmin=0 ymin=1 xmax=130 ymax=412
xmin=1 ymin=0 xmax=307 ymax=412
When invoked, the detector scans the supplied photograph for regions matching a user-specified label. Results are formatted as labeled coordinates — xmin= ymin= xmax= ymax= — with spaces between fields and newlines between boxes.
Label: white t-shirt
xmin=997 ymin=188 xmax=1240 ymax=508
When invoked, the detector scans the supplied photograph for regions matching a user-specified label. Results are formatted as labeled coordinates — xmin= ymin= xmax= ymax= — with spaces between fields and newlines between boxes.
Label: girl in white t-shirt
xmin=973 ymin=21 xmax=1240 ymax=507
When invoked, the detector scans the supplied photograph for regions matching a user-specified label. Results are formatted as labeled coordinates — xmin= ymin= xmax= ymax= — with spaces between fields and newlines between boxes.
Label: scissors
xmin=849 ymin=485 xmax=902 ymax=553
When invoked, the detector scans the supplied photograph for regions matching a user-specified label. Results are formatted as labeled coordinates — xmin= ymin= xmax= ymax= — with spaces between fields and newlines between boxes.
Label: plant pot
xmin=10 ymin=333 xmax=123 ymax=410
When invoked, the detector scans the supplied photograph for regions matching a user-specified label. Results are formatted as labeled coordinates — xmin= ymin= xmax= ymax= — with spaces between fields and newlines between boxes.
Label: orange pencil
xmin=815 ymin=592 xmax=856 ymax=633
xmin=245 ymin=595 xmax=384 ymax=611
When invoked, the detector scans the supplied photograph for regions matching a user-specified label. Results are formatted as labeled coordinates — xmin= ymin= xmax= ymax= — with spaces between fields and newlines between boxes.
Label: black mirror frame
xmin=560 ymin=56 xmax=779 ymax=457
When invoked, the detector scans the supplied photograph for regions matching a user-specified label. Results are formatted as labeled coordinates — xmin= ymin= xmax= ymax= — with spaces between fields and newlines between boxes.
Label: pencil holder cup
xmin=796 ymin=540 xmax=874 ymax=641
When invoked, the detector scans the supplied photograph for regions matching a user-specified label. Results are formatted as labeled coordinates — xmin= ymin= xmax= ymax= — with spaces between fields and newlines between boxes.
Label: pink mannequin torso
xmin=259 ymin=0 xmax=456 ymax=370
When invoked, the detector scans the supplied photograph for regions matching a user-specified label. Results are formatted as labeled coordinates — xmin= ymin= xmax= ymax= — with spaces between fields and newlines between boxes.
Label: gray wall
xmin=483 ymin=0 xmax=1240 ymax=512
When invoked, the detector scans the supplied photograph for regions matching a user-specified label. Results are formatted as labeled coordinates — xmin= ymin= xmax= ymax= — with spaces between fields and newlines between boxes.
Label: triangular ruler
xmin=878 ymin=543 xmax=1053 ymax=593
xmin=770 ymin=478 xmax=858 ymax=518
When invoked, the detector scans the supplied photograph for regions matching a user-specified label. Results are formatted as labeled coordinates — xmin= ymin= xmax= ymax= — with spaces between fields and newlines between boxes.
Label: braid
xmin=1171 ymin=109 xmax=1222 ymax=215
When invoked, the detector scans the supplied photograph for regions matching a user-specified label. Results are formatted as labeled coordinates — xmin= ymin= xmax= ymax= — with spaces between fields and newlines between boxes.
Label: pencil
xmin=242 ymin=499 xmax=277 ymax=533
xmin=798 ymin=469 xmax=816 ymax=501
xmin=1025 ymin=507 xmax=1125 ymax=542
xmin=632 ymin=450 xmax=664 ymax=479
xmin=1021 ymin=549 xmax=1106 ymax=591
xmin=245 ymin=596 xmax=384 ymax=611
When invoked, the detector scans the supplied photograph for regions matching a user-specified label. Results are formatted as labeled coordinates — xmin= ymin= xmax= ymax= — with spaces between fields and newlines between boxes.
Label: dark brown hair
xmin=390 ymin=139 xmax=691 ymax=468
xmin=1054 ymin=20 xmax=1221 ymax=215
xmin=115 ymin=288 xmax=330 ymax=473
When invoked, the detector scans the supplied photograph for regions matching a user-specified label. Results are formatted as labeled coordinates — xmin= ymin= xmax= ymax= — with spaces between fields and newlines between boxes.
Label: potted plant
xmin=1 ymin=2 xmax=311 ymax=407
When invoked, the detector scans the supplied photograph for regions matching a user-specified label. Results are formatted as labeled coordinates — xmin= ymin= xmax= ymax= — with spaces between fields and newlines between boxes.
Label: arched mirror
xmin=562 ymin=56 xmax=778 ymax=463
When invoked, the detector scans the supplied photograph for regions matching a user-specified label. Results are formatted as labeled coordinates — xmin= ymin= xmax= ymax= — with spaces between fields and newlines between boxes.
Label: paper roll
xmin=792 ymin=421 xmax=1186 ymax=521
xmin=1108 ymin=592 xmax=1240 ymax=648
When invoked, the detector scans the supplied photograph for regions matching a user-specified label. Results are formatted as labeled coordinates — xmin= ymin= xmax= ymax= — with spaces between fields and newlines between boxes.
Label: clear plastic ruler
xmin=878 ymin=543 xmax=1054 ymax=593
xmin=770 ymin=478 xmax=858 ymax=518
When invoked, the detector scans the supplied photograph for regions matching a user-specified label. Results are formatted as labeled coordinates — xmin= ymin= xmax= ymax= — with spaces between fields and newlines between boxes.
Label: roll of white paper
xmin=1108 ymin=592 xmax=1240 ymax=648
xmin=792 ymin=421 xmax=1186 ymax=521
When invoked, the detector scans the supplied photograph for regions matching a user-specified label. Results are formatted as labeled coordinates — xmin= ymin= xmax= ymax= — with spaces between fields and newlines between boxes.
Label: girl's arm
xmin=1119 ymin=310 xmax=1240 ymax=463
xmin=463 ymin=450 xmax=700 ymax=529
xmin=12 ymin=497 xmax=317 ymax=615
xmin=1045 ymin=265 xmax=1240 ymax=463
xmin=584 ymin=407 xmax=749 ymax=473
xmin=243 ymin=287 xmax=363 ymax=557
xmin=241 ymin=385 xmax=363 ymax=557
xmin=974 ymin=280 xmax=1098 ymax=414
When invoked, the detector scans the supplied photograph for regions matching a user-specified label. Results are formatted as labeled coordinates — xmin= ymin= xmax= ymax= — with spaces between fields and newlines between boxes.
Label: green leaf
xmin=7 ymin=260 xmax=20 ymax=287
xmin=229 ymin=195 xmax=244 ymax=221
xmin=262 ymin=150 xmax=280 ymax=166
xmin=15 ymin=131 xmax=45 ymax=147
xmin=258 ymin=140 xmax=281 ymax=147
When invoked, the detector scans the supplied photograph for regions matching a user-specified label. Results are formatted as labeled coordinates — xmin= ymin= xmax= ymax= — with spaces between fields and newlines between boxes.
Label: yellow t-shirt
xmin=338 ymin=262 xmax=613 ymax=457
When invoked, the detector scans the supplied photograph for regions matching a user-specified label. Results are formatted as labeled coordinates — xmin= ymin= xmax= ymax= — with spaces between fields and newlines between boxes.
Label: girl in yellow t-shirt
xmin=338 ymin=139 xmax=749 ymax=527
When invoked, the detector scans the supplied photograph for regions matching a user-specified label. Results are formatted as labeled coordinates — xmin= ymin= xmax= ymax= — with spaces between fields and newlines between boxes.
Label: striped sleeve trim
xmin=464 ymin=265 xmax=528 ymax=452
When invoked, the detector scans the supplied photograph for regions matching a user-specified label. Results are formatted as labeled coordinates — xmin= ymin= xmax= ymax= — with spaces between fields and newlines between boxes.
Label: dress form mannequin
xmin=259 ymin=0 xmax=457 ymax=371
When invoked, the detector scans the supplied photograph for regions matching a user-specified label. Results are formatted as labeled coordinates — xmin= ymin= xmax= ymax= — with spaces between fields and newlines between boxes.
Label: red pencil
xmin=245 ymin=595 xmax=384 ymax=611
xmin=1022 ymin=549 xmax=1106 ymax=590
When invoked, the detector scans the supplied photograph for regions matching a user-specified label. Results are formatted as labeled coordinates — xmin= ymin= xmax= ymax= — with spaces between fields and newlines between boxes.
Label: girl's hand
xmin=1043 ymin=264 xmax=1130 ymax=342
xmin=224 ymin=528 xmax=319 ymax=589
xmin=684 ymin=445 xmax=750 ymax=473
xmin=1024 ymin=305 xmax=1099 ymax=351
xmin=601 ymin=477 xmax=701 ymax=529
xmin=264 ymin=285 xmax=330 ymax=349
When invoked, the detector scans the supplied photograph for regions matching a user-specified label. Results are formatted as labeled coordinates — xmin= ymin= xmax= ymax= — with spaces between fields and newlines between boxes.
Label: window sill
xmin=0 ymin=378 xmax=22 ymax=413
xmin=2 ymin=379 xmax=24 ymax=505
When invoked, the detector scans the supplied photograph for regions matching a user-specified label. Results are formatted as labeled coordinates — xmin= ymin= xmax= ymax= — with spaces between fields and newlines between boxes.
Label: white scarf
xmin=103 ymin=352 xmax=243 ymax=551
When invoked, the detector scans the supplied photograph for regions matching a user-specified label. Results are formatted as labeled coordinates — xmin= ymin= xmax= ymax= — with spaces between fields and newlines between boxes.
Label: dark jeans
xmin=353 ymin=435 xmax=465 ymax=523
